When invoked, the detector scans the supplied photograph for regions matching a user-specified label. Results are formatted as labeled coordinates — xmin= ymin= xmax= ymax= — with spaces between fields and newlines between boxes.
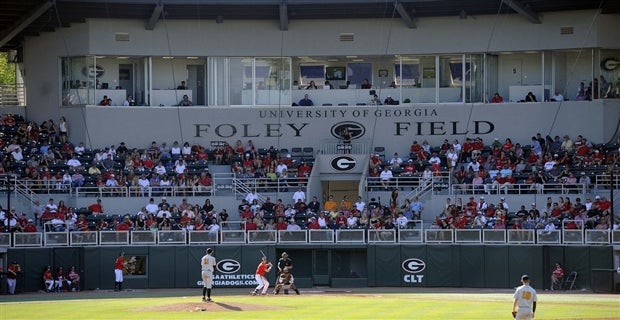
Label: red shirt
xmin=245 ymin=221 xmax=258 ymax=231
xmin=199 ymin=176 xmax=212 ymax=186
xmin=115 ymin=222 xmax=130 ymax=231
xmin=255 ymin=262 xmax=270 ymax=276
xmin=88 ymin=203 xmax=103 ymax=214
xmin=114 ymin=256 xmax=124 ymax=270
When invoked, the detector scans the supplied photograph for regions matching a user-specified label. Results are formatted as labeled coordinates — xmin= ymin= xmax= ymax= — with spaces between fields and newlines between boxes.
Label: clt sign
xmin=402 ymin=258 xmax=425 ymax=284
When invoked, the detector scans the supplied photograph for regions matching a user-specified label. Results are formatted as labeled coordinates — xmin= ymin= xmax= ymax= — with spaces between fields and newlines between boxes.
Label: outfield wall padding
xmin=6 ymin=245 xmax=613 ymax=292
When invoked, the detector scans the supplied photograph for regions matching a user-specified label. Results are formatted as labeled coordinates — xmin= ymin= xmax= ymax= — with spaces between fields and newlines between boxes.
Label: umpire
xmin=277 ymin=252 xmax=294 ymax=294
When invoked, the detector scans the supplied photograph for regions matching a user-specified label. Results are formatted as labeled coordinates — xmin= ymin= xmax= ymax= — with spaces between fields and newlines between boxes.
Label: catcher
xmin=273 ymin=267 xmax=300 ymax=295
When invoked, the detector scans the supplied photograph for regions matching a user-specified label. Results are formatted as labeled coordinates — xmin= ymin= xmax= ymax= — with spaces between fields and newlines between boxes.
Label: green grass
xmin=1 ymin=289 xmax=618 ymax=319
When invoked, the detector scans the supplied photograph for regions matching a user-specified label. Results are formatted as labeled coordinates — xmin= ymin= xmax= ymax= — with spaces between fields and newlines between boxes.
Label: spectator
xmin=68 ymin=266 xmax=80 ymax=291
xmin=361 ymin=78 xmax=372 ymax=89
xmin=379 ymin=167 xmax=393 ymax=190
xmin=88 ymin=199 xmax=104 ymax=215
xmin=524 ymin=91 xmax=537 ymax=102
xmin=551 ymin=90 xmax=564 ymax=101
xmin=410 ymin=196 xmax=424 ymax=220
xmin=384 ymin=96 xmax=397 ymax=105
xmin=177 ymin=80 xmax=188 ymax=90
xmin=490 ymin=92 xmax=504 ymax=103
xmin=389 ymin=152 xmax=403 ymax=169
xmin=98 ymin=95 xmax=111 ymax=106
xmin=550 ymin=262 xmax=565 ymax=291
xmin=323 ymin=195 xmax=337 ymax=212
xmin=298 ymin=94 xmax=314 ymax=106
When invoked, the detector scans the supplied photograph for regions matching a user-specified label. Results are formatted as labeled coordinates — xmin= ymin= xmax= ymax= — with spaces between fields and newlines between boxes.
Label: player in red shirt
xmin=251 ymin=257 xmax=273 ymax=295
xmin=114 ymin=252 xmax=125 ymax=292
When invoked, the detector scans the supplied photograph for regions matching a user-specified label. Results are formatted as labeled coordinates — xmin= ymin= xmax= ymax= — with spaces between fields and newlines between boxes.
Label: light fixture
xmin=186 ymin=57 xmax=199 ymax=60
xmin=162 ymin=56 xmax=174 ymax=59
xmin=116 ymin=56 xmax=129 ymax=59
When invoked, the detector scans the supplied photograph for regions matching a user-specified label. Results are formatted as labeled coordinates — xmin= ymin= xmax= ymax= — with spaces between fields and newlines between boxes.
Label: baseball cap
xmin=500 ymin=197 xmax=505 ymax=200
xmin=531 ymin=203 xmax=536 ymax=206
xmin=521 ymin=275 xmax=529 ymax=281
xmin=595 ymin=195 xmax=601 ymax=199
xmin=480 ymin=196 xmax=485 ymax=200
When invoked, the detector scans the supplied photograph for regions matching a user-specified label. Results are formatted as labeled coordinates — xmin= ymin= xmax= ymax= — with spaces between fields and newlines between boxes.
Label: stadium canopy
xmin=1 ymin=0 xmax=619 ymax=52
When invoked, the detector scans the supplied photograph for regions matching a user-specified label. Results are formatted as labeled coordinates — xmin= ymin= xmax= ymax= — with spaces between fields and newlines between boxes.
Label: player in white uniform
xmin=513 ymin=275 xmax=537 ymax=320
xmin=201 ymin=248 xmax=216 ymax=302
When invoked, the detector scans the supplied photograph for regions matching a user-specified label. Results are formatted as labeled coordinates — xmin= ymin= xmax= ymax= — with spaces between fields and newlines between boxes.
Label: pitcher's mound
xmin=136 ymin=301 xmax=280 ymax=312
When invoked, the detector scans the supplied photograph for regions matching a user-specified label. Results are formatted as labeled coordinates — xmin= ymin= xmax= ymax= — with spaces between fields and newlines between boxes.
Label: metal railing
xmin=451 ymin=182 xmax=592 ymax=195
xmin=16 ymin=173 xmax=235 ymax=197
xmin=3 ymin=223 xmax=617 ymax=247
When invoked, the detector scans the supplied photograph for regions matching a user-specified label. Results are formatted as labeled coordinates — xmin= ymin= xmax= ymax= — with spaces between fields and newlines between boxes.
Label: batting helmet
xmin=281 ymin=252 xmax=288 ymax=258
xmin=206 ymin=248 xmax=213 ymax=254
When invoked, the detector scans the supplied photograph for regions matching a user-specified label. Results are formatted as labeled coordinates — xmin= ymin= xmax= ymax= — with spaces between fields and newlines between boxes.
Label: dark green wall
xmin=6 ymin=245 xmax=613 ymax=292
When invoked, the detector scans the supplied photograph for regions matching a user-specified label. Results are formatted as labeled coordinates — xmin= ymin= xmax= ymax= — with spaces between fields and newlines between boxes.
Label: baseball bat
xmin=259 ymin=249 xmax=266 ymax=259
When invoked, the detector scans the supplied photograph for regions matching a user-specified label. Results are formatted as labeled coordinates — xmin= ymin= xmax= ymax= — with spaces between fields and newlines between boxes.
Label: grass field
xmin=1 ymin=288 xmax=618 ymax=319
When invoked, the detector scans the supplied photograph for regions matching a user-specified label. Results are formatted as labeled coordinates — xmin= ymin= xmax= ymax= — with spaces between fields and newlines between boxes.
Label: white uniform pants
xmin=254 ymin=274 xmax=269 ymax=294
xmin=115 ymin=269 xmax=123 ymax=282
xmin=201 ymin=271 xmax=213 ymax=289
xmin=45 ymin=279 xmax=55 ymax=291
xmin=7 ymin=278 xmax=16 ymax=294
xmin=516 ymin=308 xmax=533 ymax=320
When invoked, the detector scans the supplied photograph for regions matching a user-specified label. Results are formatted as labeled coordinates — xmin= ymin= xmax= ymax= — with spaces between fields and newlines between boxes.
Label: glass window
xmin=439 ymin=55 xmax=462 ymax=103
xmin=61 ymin=56 xmax=95 ymax=106
xmin=229 ymin=57 xmax=252 ymax=105
xmin=299 ymin=65 xmax=325 ymax=87
xmin=395 ymin=63 xmax=419 ymax=86
xmin=346 ymin=63 xmax=372 ymax=88
xmin=255 ymin=57 xmax=291 ymax=105
xmin=466 ymin=54 xmax=483 ymax=103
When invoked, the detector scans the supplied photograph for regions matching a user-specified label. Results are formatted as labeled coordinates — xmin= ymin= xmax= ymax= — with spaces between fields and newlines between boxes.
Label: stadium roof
xmin=1 ymin=0 xmax=619 ymax=52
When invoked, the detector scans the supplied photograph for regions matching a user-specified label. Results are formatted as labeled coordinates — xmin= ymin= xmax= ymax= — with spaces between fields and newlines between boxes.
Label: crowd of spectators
xmin=431 ymin=194 xmax=618 ymax=232
xmin=370 ymin=134 xmax=620 ymax=194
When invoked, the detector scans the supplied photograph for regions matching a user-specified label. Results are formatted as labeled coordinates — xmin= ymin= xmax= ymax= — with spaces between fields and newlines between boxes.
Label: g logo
xmin=402 ymin=258 xmax=426 ymax=273
xmin=82 ymin=65 xmax=105 ymax=78
xmin=331 ymin=156 xmax=356 ymax=171
xmin=216 ymin=259 xmax=241 ymax=274
xmin=330 ymin=121 xmax=365 ymax=140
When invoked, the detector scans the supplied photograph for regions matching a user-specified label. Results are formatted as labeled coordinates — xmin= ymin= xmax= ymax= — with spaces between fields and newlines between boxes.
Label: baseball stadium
xmin=0 ymin=1 xmax=619 ymax=319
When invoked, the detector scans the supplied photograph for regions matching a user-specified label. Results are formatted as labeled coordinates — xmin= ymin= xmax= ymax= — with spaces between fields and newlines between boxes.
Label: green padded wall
xmin=483 ymin=246 xmax=509 ymax=288
xmin=6 ymin=245 xmax=614 ymax=292
xmin=459 ymin=246 xmax=485 ymax=288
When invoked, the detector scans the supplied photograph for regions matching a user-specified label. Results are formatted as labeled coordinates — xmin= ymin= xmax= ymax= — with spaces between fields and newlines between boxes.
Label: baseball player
xmin=7 ymin=261 xmax=21 ymax=295
xmin=201 ymin=248 xmax=216 ymax=302
xmin=274 ymin=267 xmax=300 ymax=295
xmin=513 ymin=275 xmax=537 ymax=320
xmin=251 ymin=256 xmax=272 ymax=295
xmin=276 ymin=252 xmax=294 ymax=294
xmin=114 ymin=251 xmax=125 ymax=292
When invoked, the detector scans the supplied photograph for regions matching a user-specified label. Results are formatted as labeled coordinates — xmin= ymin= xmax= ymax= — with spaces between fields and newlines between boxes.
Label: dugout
xmin=6 ymin=245 xmax=613 ymax=292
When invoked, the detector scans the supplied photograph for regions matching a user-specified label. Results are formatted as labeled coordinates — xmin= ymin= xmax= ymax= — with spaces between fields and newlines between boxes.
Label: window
xmin=346 ymin=63 xmax=372 ymax=87
xmin=299 ymin=65 xmax=325 ymax=86
xmin=395 ymin=63 xmax=419 ymax=86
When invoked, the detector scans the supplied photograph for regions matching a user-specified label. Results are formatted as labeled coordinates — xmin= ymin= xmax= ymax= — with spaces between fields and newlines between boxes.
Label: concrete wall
xmin=61 ymin=101 xmax=619 ymax=151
